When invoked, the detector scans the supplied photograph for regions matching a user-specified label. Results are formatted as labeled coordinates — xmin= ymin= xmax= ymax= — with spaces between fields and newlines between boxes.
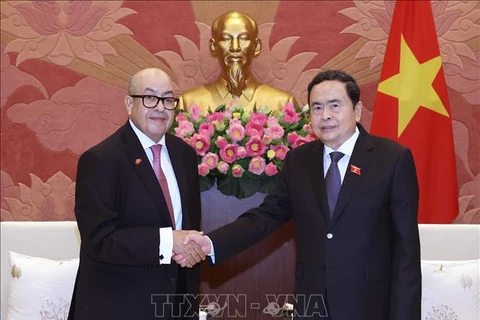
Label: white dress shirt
xmin=129 ymin=120 xmax=182 ymax=264
xmin=323 ymin=126 xmax=360 ymax=183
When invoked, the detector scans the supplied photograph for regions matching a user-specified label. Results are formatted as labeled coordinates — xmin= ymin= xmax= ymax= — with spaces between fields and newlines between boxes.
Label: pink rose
xmin=217 ymin=161 xmax=229 ymax=174
xmin=262 ymin=135 xmax=272 ymax=145
xmin=199 ymin=122 xmax=215 ymax=138
xmin=229 ymin=118 xmax=241 ymax=126
xmin=271 ymin=144 xmax=289 ymax=160
xmin=175 ymin=113 xmax=186 ymax=122
xmin=206 ymin=112 xmax=224 ymax=122
xmin=219 ymin=144 xmax=238 ymax=163
xmin=190 ymin=133 xmax=210 ymax=156
xmin=266 ymin=126 xmax=284 ymax=140
xmin=174 ymin=120 xmax=195 ymax=138
xmin=234 ymin=146 xmax=246 ymax=159
xmin=245 ymin=121 xmax=264 ymax=137
xmin=198 ymin=163 xmax=210 ymax=176
xmin=250 ymin=112 xmax=268 ymax=126
xmin=232 ymin=164 xmax=245 ymax=177
xmin=226 ymin=123 xmax=246 ymax=141
xmin=267 ymin=117 xmax=279 ymax=127
xmin=281 ymin=102 xmax=300 ymax=124
xmin=190 ymin=104 xmax=201 ymax=121
xmin=215 ymin=136 xmax=228 ymax=148
xmin=287 ymin=132 xmax=300 ymax=145
xmin=303 ymin=124 xmax=312 ymax=133
xmin=245 ymin=136 xmax=266 ymax=157
xmin=265 ymin=162 xmax=278 ymax=176
xmin=265 ymin=119 xmax=285 ymax=140
xmin=248 ymin=156 xmax=266 ymax=175
xmin=202 ymin=152 xmax=219 ymax=170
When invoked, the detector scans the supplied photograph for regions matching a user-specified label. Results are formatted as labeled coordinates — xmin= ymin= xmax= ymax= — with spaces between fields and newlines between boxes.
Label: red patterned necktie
xmin=150 ymin=144 xmax=175 ymax=228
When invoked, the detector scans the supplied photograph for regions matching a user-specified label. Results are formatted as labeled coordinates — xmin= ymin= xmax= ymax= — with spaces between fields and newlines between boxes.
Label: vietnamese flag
xmin=370 ymin=0 xmax=458 ymax=223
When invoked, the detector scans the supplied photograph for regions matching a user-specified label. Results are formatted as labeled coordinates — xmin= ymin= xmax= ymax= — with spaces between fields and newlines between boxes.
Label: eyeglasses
xmin=130 ymin=95 xmax=179 ymax=110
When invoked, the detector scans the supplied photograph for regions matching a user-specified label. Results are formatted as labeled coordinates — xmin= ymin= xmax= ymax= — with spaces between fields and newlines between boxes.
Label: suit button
xmin=326 ymin=233 xmax=333 ymax=239
xmin=170 ymin=277 xmax=176 ymax=284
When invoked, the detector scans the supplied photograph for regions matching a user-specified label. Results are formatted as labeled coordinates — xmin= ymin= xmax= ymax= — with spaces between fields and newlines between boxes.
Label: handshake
xmin=172 ymin=230 xmax=212 ymax=268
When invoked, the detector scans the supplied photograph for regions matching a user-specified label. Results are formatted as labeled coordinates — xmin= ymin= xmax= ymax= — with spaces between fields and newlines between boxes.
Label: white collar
xmin=129 ymin=119 xmax=166 ymax=150
xmin=324 ymin=126 xmax=360 ymax=158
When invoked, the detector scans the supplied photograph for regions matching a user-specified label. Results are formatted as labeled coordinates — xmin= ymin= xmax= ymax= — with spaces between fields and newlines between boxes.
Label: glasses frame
xmin=129 ymin=95 xmax=179 ymax=110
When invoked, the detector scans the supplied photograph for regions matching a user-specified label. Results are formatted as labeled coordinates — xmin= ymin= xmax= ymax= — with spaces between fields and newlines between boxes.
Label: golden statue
xmin=178 ymin=12 xmax=297 ymax=113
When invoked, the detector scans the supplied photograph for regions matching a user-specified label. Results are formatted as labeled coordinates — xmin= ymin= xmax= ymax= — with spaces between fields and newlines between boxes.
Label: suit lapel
xmin=121 ymin=122 xmax=172 ymax=225
xmin=331 ymin=125 xmax=374 ymax=224
xmin=310 ymin=141 xmax=330 ymax=224
xmin=166 ymin=134 xmax=191 ymax=229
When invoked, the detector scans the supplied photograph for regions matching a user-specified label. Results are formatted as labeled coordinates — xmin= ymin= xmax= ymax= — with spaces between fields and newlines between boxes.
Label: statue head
xmin=210 ymin=12 xmax=262 ymax=97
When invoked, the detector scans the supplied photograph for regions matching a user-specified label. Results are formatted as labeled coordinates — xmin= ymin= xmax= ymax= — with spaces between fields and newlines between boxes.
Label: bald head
xmin=128 ymin=68 xmax=171 ymax=96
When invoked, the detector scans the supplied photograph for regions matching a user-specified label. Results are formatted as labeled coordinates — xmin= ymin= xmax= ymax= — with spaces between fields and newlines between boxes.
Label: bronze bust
xmin=179 ymin=12 xmax=297 ymax=113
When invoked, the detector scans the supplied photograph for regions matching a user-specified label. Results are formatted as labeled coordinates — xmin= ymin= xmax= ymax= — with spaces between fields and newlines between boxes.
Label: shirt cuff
xmin=205 ymin=235 xmax=216 ymax=264
xmin=159 ymin=227 xmax=173 ymax=264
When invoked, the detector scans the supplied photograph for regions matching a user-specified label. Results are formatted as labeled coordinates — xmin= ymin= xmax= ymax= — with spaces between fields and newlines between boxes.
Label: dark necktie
xmin=325 ymin=151 xmax=344 ymax=217
xmin=150 ymin=144 xmax=175 ymax=228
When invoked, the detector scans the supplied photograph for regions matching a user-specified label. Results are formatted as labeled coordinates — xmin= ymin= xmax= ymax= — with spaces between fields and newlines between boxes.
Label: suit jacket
xmin=68 ymin=122 xmax=201 ymax=320
xmin=208 ymin=124 xmax=421 ymax=320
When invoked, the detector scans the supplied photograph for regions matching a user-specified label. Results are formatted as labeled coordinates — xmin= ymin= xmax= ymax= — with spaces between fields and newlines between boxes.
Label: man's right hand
xmin=172 ymin=233 xmax=212 ymax=268
xmin=172 ymin=230 xmax=206 ymax=268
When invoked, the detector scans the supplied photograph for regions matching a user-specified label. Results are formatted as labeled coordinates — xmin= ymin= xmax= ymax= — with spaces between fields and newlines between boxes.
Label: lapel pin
xmin=135 ymin=158 xmax=142 ymax=165
xmin=350 ymin=165 xmax=361 ymax=176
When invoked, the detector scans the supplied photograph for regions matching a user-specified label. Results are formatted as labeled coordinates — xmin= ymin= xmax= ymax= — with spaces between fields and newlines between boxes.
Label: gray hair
xmin=127 ymin=77 xmax=137 ymax=95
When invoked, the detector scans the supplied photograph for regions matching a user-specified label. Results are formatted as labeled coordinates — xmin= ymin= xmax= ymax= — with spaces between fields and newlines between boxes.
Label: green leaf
xmin=289 ymin=122 xmax=301 ymax=130
xmin=215 ymin=104 xmax=226 ymax=112
xmin=199 ymin=176 xmax=215 ymax=192
xmin=217 ymin=175 xmax=263 ymax=199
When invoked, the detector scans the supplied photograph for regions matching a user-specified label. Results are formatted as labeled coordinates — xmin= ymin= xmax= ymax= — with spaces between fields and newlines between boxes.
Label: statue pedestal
xmin=200 ymin=187 xmax=296 ymax=319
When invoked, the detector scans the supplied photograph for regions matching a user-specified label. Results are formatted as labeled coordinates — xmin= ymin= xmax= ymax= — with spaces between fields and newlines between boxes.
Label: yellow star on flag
xmin=377 ymin=34 xmax=449 ymax=137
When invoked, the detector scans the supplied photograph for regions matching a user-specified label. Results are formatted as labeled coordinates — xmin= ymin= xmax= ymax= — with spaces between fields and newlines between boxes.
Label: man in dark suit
xmin=68 ymin=68 xmax=205 ymax=320
xmin=181 ymin=70 xmax=421 ymax=320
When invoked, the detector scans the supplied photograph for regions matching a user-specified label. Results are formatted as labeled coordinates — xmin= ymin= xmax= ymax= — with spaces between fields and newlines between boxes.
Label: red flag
xmin=370 ymin=0 xmax=458 ymax=223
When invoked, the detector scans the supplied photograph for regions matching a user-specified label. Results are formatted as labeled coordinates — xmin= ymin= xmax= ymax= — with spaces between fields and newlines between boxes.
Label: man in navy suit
xmin=69 ymin=68 xmax=205 ymax=320
xmin=182 ymin=70 xmax=421 ymax=320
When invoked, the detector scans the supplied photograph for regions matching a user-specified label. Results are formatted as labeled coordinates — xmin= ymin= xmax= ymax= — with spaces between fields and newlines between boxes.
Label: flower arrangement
xmin=170 ymin=103 xmax=316 ymax=199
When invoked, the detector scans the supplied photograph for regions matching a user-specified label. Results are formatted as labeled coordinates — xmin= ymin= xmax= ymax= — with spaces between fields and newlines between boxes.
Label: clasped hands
xmin=172 ymin=230 xmax=211 ymax=268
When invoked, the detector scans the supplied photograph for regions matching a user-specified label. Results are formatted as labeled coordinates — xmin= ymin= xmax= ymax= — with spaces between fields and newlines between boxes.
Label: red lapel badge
xmin=350 ymin=164 xmax=361 ymax=175
xmin=135 ymin=158 xmax=142 ymax=165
